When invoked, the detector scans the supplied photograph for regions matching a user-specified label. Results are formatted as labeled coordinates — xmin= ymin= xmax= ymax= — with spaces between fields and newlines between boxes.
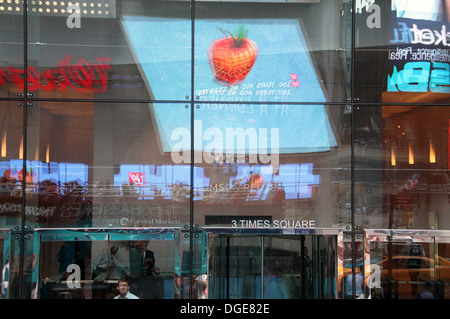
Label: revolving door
xmin=204 ymin=228 xmax=343 ymax=299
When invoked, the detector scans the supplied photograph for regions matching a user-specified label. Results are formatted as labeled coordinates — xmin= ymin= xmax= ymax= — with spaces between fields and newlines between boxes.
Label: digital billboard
xmin=120 ymin=16 xmax=337 ymax=157
xmin=112 ymin=162 xmax=320 ymax=201
xmin=120 ymin=16 xmax=327 ymax=103
xmin=193 ymin=19 xmax=326 ymax=103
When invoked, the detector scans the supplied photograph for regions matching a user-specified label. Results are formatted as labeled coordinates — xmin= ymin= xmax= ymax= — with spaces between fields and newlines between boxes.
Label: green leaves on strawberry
xmin=217 ymin=25 xmax=249 ymax=47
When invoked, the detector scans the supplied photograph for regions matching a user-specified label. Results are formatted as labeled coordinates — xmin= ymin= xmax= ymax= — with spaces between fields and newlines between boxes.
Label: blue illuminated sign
xmin=387 ymin=17 xmax=450 ymax=94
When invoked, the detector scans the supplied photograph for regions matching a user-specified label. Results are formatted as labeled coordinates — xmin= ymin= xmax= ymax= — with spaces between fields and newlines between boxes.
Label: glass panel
xmin=0 ymin=229 xmax=10 ymax=299
xmin=6 ymin=233 xmax=23 ymax=298
xmin=193 ymin=104 xmax=350 ymax=229
xmin=24 ymin=102 xmax=191 ymax=228
xmin=354 ymin=1 xmax=390 ymax=103
xmin=194 ymin=0 xmax=350 ymax=103
xmin=355 ymin=105 xmax=450 ymax=229
xmin=341 ymin=236 xmax=365 ymax=299
xmin=355 ymin=0 xmax=450 ymax=103
xmin=0 ymin=102 xmax=24 ymax=228
xmin=263 ymin=235 xmax=310 ymax=299
xmin=353 ymin=104 xmax=384 ymax=229
xmin=178 ymin=229 xmax=194 ymax=299
xmin=365 ymin=230 xmax=450 ymax=299
xmin=33 ymin=228 xmax=180 ymax=299
xmin=313 ymin=234 xmax=337 ymax=298
xmin=436 ymin=241 xmax=450 ymax=298
xmin=0 ymin=0 xmax=24 ymax=98
xmin=26 ymin=0 xmax=191 ymax=101
xmin=208 ymin=235 xmax=262 ymax=299
xmin=369 ymin=239 xmax=436 ymax=299
xmin=191 ymin=229 xmax=206 ymax=299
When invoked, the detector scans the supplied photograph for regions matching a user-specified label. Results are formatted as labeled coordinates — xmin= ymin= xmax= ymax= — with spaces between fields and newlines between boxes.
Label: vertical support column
xmin=300 ymin=235 xmax=306 ymax=298
xmin=226 ymin=236 xmax=230 ymax=299
xmin=260 ymin=235 xmax=264 ymax=299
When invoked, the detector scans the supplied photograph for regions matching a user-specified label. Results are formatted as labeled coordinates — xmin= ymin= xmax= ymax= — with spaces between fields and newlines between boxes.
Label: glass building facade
xmin=0 ymin=0 xmax=450 ymax=300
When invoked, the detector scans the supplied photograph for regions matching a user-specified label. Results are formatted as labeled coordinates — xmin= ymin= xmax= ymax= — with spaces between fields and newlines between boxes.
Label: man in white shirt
xmin=345 ymin=268 xmax=365 ymax=299
xmin=92 ymin=245 xmax=130 ymax=281
xmin=114 ymin=279 xmax=140 ymax=299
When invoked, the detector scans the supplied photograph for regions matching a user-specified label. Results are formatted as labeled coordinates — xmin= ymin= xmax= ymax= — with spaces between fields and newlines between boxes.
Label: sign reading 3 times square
xmin=231 ymin=219 xmax=315 ymax=229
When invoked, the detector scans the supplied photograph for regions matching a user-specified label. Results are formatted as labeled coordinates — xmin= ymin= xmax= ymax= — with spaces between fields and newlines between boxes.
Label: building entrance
xmin=203 ymin=228 xmax=343 ymax=299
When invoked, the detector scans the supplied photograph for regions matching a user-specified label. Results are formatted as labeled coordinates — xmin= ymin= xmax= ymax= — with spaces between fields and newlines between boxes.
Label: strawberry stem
xmin=217 ymin=25 xmax=248 ymax=47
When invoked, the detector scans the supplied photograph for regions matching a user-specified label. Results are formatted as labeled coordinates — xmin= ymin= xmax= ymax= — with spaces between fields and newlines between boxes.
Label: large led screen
xmin=120 ymin=16 xmax=327 ymax=103
xmin=193 ymin=19 xmax=327 ymax=103
xmin=119 ymin=16 xmax=192 ymax=101
xmin=113 ymin=162 xmax=320 ymax=201
xmin=120 ymin=17 xmax=337 ymax=156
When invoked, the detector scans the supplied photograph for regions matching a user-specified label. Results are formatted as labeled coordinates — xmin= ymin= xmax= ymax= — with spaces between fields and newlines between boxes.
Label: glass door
xmin=204 ymin=228 xmax=343 ymax=299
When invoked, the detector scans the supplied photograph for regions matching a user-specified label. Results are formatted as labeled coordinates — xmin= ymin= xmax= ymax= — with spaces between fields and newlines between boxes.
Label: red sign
xmin=0 ymin=54 xmax=112 ymax=93
xmin=128 ymin=172 xmax=144 ymax=186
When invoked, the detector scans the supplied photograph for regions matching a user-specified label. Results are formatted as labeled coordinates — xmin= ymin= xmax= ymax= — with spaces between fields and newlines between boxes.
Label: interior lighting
xmin=430 ymin=140 xmax=436 ymax=163
xmin=19 ymin=136 xmax=23 ymax=160
xmin=1 ymin=131 xmax=6 ymax=157
xmin=391 ymin=146 xmax=396 ymax=166
xmin=46 ymin=143 xmax=50 ymax=163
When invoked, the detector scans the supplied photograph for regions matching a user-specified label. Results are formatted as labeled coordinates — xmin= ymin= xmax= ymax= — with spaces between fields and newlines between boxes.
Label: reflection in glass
xmin=193 ymin=104 xmax=349 ymax=229
xmin=195 ymin=0 xmax=350 ymax=103
xmin=355 ymin=1 xmax=450 ymax=103
xmin=355 ymin=105 xmax=450 ymax=230
xmin=0 ymin=1 xmax=23 ymax=98
xmin=207 ymin=233 xmax=338 ymax=299
xmin=6 ymin=234 xmax=35 ymax=298
xmin=369 ymin=239 xmax=448 ymax=299
xmin=23 ymin=102 xmax=191 ymax=228
xmin=365 ymin=230 xmax=450 ymax=300
xmin=23 ymin=0 xmax=191 ymax=101
xmin=0 ymin=103 xmax=24 ymax=228
xmin=0 ymin=230 xmax=10 ymax=299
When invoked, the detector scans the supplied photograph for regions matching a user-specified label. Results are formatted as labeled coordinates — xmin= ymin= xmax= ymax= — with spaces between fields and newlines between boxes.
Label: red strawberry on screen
xmin=208 ymin=25 xmax=258 ymax=86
